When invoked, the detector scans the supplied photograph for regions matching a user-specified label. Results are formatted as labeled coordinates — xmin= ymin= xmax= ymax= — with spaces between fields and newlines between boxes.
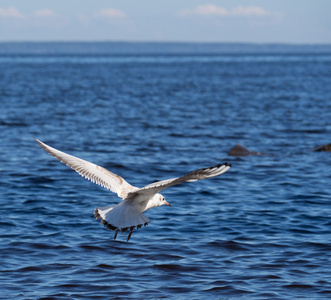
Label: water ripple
xmin=1 ymin=54 xmax=331 ymax=299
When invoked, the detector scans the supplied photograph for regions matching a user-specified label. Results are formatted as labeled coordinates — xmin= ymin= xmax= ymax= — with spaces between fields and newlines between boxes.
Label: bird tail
xmin=94 ymin=201 xmax=150 ymax=234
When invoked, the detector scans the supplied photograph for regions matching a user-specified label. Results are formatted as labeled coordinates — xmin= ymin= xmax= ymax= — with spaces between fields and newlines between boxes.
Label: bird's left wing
xmin=36 ymin=139 xmax=138 ymax=199
xmin=126 ymin=163 xmax=231 ymax=198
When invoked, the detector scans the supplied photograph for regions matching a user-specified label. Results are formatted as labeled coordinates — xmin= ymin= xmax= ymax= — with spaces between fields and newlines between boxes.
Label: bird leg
xmin=127 ymin=227 xmax=134 ymax=242
xmin=114 ymin=229 xmax=119 ymax=240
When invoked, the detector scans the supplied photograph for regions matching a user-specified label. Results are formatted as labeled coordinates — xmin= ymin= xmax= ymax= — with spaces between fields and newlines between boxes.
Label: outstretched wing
xmin=36 ymin=139 xmax=138 ymax=199
xmin=126 ymin=163 xmax=231 ymax=198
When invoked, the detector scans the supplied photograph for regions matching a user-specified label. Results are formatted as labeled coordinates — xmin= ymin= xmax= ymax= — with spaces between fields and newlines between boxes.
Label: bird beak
xmin=165 ymin=201 xmax=171 ymax=206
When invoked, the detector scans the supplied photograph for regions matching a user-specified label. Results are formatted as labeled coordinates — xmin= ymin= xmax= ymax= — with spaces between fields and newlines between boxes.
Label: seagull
xmin=36 ymin=139 xmax=231 ymax=241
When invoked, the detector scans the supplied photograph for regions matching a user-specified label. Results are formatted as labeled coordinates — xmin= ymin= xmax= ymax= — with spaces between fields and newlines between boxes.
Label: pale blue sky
xmin=0 ymin=0 xmax=330 ymax=43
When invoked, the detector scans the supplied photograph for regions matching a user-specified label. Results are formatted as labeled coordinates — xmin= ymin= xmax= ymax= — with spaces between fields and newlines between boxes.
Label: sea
xmin=1 ymin=44 xmax=331 ymax=299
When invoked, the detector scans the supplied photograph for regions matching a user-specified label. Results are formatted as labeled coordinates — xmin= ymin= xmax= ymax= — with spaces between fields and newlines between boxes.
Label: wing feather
xmin=36 ymin=139 xmax=137 ymax=199
xmin=127 ymin=163 xmax=231 ymax=198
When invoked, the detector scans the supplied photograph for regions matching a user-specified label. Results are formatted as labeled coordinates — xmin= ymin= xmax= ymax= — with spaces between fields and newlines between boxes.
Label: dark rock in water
xmin=314 ymin=143 xmax=331 ymax=152
xmin=228 ymin=144 xmax=262 ymax=156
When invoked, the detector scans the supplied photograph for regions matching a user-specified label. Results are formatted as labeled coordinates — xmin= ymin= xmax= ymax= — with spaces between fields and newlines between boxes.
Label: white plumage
xmin=36 ymin=139 xmax=231 ymax=241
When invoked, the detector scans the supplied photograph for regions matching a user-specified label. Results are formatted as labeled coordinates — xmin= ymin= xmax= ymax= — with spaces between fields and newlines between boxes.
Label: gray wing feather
xmin=127 ymin=163 xmax=231 ymax=198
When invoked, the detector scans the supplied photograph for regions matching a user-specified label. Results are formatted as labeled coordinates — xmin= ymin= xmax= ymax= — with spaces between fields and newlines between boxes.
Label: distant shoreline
xmin=0 ymin=41 xmax=331 ymax=55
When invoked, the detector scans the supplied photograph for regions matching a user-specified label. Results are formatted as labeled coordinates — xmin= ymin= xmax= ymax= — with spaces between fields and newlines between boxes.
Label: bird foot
xmin=127 ymin=227 xmax=134 ymax=242
xmin=114 ymin=229 xmax=119 ymax=240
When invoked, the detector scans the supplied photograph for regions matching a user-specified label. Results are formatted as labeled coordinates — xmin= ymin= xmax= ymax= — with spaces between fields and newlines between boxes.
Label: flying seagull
xmin=36 ymin=139 xmax=231 ymax=241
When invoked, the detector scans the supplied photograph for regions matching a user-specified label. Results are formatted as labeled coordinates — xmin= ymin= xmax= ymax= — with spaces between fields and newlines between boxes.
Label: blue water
xmin=1 ymin=54 xmax=331 ymax=299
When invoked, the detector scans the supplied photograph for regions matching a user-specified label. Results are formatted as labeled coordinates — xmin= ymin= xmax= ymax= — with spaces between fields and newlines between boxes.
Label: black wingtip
xmin=219 ymin=162 xmax=232 ymax=168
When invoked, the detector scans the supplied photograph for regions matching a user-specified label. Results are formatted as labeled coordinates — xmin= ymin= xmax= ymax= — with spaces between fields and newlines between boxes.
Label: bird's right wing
xmin=36 ymin=139 xmax=138 ymax=199
xmin=126 ymin=163 xmax=231 ymax=199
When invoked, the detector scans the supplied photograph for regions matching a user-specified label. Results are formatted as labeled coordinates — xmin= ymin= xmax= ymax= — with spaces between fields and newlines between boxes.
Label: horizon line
xmin=0 ymin=41 xmax=331 ymax=46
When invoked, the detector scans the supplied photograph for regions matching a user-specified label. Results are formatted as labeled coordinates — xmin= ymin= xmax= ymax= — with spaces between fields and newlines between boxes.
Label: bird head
xmin=157 ymin=193 xmax=171 ymax=207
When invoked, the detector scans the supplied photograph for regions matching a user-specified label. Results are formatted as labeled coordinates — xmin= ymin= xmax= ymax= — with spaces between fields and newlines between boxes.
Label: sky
xmin=0 ymin=0 xmax=330 ymax=43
